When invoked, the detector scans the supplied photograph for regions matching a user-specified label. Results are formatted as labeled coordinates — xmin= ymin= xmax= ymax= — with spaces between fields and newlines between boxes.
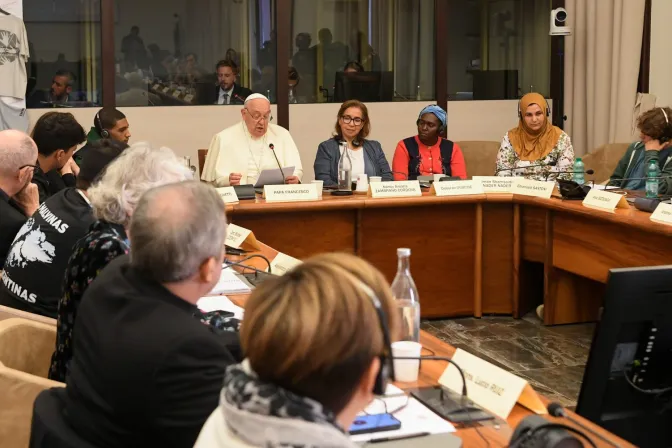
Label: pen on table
xmin=368 ymin=432 xmax=431 ymax=444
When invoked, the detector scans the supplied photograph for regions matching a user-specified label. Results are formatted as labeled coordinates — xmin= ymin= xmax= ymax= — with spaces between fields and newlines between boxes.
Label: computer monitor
xmin=576 ymin=265 xmax=672 ymax=447
xmin=333 ymin=71 xmax=394 ymax=103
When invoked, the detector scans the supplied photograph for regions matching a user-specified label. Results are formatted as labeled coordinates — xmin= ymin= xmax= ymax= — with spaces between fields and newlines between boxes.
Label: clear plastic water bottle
xmin=573 ymin=158 xmax=585 ymax=185
xmin=646 ymin=160 xmax=660 ymax=198
xmin=391 ymin=248 xmax=420 ymax=342
xmin=338 ymin=142 xmax=352 ymax=191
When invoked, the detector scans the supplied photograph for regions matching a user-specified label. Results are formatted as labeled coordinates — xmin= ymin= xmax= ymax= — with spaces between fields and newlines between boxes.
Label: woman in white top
xmin=314 ymin=100 xmax=393 ymax=186
xmin=194 ymin=253 xmax=400 ymax=448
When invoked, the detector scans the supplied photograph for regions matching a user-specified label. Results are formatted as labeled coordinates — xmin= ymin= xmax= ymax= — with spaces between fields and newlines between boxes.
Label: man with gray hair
xmin=0 ymin=130 xmax=39 ymax=267
xmin=61 ymin=181 xmax=238 ymax=448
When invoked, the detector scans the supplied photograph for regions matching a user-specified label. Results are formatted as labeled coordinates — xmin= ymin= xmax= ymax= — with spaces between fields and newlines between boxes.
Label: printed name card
xmin=651 ymin=202 xmax=672 ymax=226
xmin=216 ymin=187 xmax=239 ymax=204
xmin=264 ymin=184 xmax=318 ymax=203
xmin=162 ymin=87 xmax=170 ymax=94
xmin=184 ymin=94 xmax=194 ymax=103
xmin=439 ymin=349 xmax=546 ymax=419
xmin=473 ymin=176 xmax=516 ymax=193
xmin=511 ymin=179 xmax=556 ymax=199
xmin=269 ymin=252 xmax=302 ymax=275
xmin=582 ymin=189 xmax=629 ymax=212
xmin=172 ymin=90 xmax=182 ymax=98
xmin=430 ymin=180 xmax=483 ymax=197
xmin=368 ymin=180 xmax=422 ymax=198
xmin=225 ymin=223 xmax=260 ymax=251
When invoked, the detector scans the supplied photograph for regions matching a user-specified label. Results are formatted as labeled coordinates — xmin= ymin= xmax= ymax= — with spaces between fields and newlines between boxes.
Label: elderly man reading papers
xmin=202 ymin=93 xmax=303 ymax=186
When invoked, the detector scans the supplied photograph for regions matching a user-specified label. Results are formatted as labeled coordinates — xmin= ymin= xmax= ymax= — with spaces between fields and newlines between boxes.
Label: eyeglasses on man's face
xmin=341 ymin=115 xmax=364 ymax=126
xmin=245 ymin=109 xmax=273 ymax=123
xmin=19 ymin=164 xmax=40 ymax=173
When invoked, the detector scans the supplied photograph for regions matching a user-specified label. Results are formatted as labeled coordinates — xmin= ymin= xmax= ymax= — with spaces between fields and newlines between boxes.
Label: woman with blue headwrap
xmin=392 ymin=105 xmax=467 ymax=181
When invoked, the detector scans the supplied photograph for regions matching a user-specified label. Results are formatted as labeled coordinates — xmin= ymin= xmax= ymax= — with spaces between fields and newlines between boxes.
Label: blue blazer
xmin=314 ymin=138 xmax=393 ymax=186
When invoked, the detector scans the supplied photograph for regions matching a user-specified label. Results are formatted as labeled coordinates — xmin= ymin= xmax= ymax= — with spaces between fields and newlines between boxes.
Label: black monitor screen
xmin=333 ymin=71 xmax=393 ymax=103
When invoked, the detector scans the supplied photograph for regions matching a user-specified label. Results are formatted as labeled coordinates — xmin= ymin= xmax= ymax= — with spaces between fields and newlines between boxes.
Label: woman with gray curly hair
xmin=49 ymin=142 xmax=193 ymax=381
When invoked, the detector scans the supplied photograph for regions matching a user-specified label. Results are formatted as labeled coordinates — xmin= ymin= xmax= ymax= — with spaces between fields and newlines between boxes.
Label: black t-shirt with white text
xmin=0 ymin=188 xmax=94 ymax=318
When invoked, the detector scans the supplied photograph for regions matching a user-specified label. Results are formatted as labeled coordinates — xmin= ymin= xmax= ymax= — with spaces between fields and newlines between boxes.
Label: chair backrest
xmin=0 ymin=305 xmax=56 ymax=327
xmin=0 ymin=318 xmax=56 ymax=377
xmin=456 ymin=141 xmax=501 ymax=177
xmin=581 ymin=143 xmax=631 ymax=184
xmin=0 ymin=363 xmax=63 ymax=448
xmin=198 ymin=149 xmax=208 ymax=178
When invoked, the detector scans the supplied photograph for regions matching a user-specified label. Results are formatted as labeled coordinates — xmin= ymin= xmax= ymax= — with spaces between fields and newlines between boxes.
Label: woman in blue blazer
xmin=314 ymin=100 xmax=393 ymax=186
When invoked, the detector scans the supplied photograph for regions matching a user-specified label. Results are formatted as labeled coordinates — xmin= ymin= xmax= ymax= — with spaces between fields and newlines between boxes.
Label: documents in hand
xmin=197 ymin=296 xmax=244 ymax=319
xmin=350 ymin=384 xmax=455 ymax=443
xmin=208 ymin=268 xmax=252 ymax=295
xmin=254 ymin=166 xmax=295 ymax=187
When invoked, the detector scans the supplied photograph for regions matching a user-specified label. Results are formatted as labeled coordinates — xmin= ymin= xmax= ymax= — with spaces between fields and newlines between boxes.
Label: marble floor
xmin=421 ymin=313 xmax=596 ymax=408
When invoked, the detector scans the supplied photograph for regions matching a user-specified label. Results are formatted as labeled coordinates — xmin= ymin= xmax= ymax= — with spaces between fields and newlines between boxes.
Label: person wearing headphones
xmin=194 ymin=253 xmax=399 ymax=448
xmin=392 ymin=105 xmax=467 ymax=180
xmin=314 ymin=99 xmax=392 ymax=186
xmin=608 ymin=107 xmax=672 ymax=191
xmin=495 ymin=92 xmax=574 ymax=181
xmin=75 ymin=108 xmax=131 ymax=165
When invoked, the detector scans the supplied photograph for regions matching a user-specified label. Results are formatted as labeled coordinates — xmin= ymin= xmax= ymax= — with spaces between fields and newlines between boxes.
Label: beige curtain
xmin=564 ymin=0 xmax=646 ymax=156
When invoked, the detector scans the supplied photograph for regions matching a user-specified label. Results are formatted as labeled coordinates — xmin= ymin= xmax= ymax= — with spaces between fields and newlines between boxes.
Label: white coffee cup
xmin=356 ymin=173 xmax=368 ymax=191
xmin=311 ymin=180 xmax=324 ymax=198
xmin=391 ymin=341 xmax=422 ymax=382
xmin=370 ymin=176 xmax=382 ymax=183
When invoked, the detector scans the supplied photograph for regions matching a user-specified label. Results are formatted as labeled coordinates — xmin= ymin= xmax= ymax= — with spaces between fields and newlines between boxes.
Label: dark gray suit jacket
xmin=314 ymin=138 xmax=393 ymax=186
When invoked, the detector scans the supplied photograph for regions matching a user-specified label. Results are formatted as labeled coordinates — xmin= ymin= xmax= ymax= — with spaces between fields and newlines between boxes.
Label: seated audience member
xmin=392 ymin=105 xmax=467 ymax=180
xmin=0 ymin=140 xmax=127 ymax=317
xmin=495 ymin=92 xmax=575 ymax=181
xmin=31 ymin=112 xmax=87 ymax=202
xmin=215 ymin=59 xmax=253 ymax=105
xmin=314 ymin=100 xmax=392 ymax=186
xmin=0 ymin=130 xmax=39 ymax=267
xmin=61 ymin=181 xmax=238 ymax=448
xmin=202 ymin=94 xmax=303 ymax=186
xmin=608 ymin=107 xmax=672 ymax=190
xmin=48 ymin=143 xmax=192 ymax=381
xmin=343 ymin=61 xmax=364 ymax=73
xmin=27 ymin=70 xmax=77 ymax=108
xmin=75 ymin=108 xmax=131 ymax=165
xmin=195 ymin=253 xmax=399 ymax=448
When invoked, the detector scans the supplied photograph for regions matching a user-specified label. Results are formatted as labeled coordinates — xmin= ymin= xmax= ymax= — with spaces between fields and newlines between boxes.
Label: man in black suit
xmin=63 ymin=181 xmax=239 ymax=448
xmin=0 ymin=130 xmax=39 ymax=268
xmin=215 ymin=59 xmax=252 ymax=105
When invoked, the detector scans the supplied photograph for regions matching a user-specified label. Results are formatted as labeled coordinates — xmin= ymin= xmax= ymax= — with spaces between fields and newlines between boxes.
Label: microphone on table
xmin=495 ymin=161 xmax=557 ymax=176
xmin=232 ymin=93 xmax=246 ymax=104
xmin=224 ymin=254 xmax=273 ymax=276
xmin=268 ymin=143 xmax=286 ymax=184
xmin=547 ymin=402 xmax=620 ymax=448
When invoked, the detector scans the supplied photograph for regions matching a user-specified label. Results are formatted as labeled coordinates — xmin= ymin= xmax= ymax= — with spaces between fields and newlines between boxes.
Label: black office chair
xmin=29 ymin=388 xmax=98 ymax=448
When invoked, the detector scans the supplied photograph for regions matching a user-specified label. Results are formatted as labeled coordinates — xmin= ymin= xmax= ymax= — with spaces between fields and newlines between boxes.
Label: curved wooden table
xmin=227 ymin=192 xmax=672 ymax=325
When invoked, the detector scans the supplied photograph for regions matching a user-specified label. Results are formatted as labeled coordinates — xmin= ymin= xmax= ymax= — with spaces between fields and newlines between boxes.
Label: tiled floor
xmin=421 ymin=313 xmax=595 ymax=408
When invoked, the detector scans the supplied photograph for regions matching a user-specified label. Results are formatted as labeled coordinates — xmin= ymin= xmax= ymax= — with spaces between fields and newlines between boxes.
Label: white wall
xmin=650 ymin=0 xmax=672 ymax=107
xmin=27 ymin=100 xmax=523 ymax=182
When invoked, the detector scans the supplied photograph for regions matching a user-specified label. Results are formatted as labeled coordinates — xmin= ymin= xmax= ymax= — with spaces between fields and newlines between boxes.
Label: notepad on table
xmin=208 ymin=268 xmax=252 ymax=295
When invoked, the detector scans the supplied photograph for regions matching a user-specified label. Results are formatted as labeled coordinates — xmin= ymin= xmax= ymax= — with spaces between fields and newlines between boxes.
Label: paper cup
xmin=311 ymin=180 xmax=324 ymax=198
xmin=391 ymin=341 xmax=422 ymax=382
xmin=370 ymin=176 xmax=382 ymax=183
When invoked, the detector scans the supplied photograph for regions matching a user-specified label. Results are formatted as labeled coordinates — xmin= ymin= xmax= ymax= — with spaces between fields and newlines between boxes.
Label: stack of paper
xmin=209 ymin=268 xmax=251 ymax=295
xmin=197 ymin=296 xmax=244 ymax=319
xmin=350 ymin=385 xmax=456 ymax=443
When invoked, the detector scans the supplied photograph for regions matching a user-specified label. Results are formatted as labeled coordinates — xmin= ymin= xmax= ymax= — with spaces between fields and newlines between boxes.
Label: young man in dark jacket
xmin=31 ymin=112 xmax=87 ymax=203
xmin=608 ymin=107 xmax=672 ymax=190
xmin=75 ymin=108 xmax=131 ymax=165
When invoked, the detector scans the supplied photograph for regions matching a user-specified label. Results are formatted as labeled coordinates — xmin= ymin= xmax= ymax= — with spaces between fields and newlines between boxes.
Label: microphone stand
xmin=495 ymin=162 xmax=557 ymax=177
xmin=269 ymin=143 xmax=285 ymax=184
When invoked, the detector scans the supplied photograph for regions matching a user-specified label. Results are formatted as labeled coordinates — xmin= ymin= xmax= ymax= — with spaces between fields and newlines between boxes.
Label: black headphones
xmin=660 ymin=107 xmax=672 ymax=144
xmin=518 ymin=97 xmax=551 ymax=118
xmin=94 ymin=110 xmax=110 ymax=139
xmin=356 ymin=281 xmax=395 ymax=395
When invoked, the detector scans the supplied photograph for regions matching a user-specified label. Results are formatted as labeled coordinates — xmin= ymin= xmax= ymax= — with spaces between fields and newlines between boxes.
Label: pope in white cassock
xmin=201 ymin=93 xmax=303 ymax=186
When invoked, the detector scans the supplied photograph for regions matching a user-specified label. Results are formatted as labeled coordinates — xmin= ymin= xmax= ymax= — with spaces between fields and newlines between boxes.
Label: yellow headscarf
xmin=508 ymin=93 xmax=562 ymax=162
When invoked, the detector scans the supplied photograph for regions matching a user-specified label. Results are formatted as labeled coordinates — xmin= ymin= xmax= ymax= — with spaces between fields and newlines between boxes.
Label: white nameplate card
xmin=216 ymin=187 xmax=239 ymax=204
xmin=264 ymin=184 xmax=318 ymax=202
xmin=511 ymin=179 xmax=555 ymax=199
xmin=162 ymin=87 xmax=170 ymax=94
xmin=651 ymin=202 xmax=672 ymax=226
xmin=269 ymin=252 xmax=302 ymax=275
xmin=430 ymin=180 xmax=483 ymax=197
xmin=473 ymin=176 xmax=515 ymax=193
xmin=582 ymin=189 xmax=629 ymax=212
xmin=225 ymin=223 xmax=260 ymax=251
xmin=368 ymin=180 xmax=422 ymax=198
xmin=172 ymin=90 xmax=182 ymax=98
xmin=439 ymin=349 xmax=546 ymax=419
xmin=152 ymin=84 xmax=161 ymax=91
xmin=184 ymin=94 xmax=194 ymax=103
